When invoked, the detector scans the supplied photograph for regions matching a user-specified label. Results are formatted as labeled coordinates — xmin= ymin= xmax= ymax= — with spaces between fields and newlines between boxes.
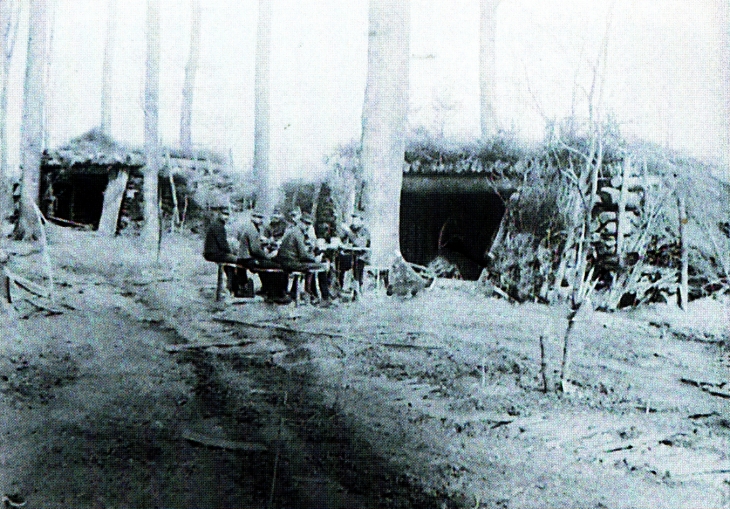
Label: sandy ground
xmin=0 ymin=226 xmax=728 ymax=508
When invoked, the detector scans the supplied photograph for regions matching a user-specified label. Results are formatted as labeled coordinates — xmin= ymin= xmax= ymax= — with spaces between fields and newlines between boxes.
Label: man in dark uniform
xmin=203 ymin=206 xmax=237 ymax=295
xmin=338 ymin=211 xmax=371 ymax=297
xmin=277 ymin=212 xmax=330 ymax=303
xmin=237 ymin=211 xmax=289 ymax=302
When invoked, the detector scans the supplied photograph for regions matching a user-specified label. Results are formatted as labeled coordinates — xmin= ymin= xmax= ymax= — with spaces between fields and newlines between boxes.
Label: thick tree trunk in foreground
xmin=17 ymin=0 xmax=48 ymax=239
xmin=253 ymin=0 xmax=274 ymax=213
xmin=361 ymin=0 xmax=410 ymax=269
xmin=100 ymin=0 xmax=117 ymax=136
xmin=479 ymin=0 xmax=500 ymax=139
xmin=141 ymin=0 xmax=161 ymax=250
xmin=180 ymin=0 xmax=200 ymax=154
xmin=0 ymin=0 xmax=20 ymax=221
xmin=97 ymin=168 xmax=128 ymax=236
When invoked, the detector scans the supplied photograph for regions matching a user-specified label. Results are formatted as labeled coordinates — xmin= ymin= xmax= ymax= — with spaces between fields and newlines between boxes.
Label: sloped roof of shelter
xmin=403 ymin=137 xmax=525 ymax=177
xmin=43 ymin=129 xmax=146 ymax=168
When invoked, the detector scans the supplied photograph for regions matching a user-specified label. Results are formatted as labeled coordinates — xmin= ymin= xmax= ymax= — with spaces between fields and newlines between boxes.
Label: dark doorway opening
xmin=49 ymin=173 xmax=108 ymax=229
xmin=400 ymin=190 xmax=505 ymax=280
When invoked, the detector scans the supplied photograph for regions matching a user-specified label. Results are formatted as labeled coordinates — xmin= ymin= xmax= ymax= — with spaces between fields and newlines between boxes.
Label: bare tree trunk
xmin=677 ymin=195 xmax=689 ymax=310
xmin=311 ymin=181 xmax=322 ymax=219
xmin=141 ymin=0 xmax=161 ymax=250
xmin=0 ymin=0 xmax=20 ymax=221
xmin=253 ymin=0 xmax=274 ymax=213
xmin=615 ymin=155 xmax=630 ymax=267
xmin=479 ymin=0 xmax=500 ymax=139
xmin=42 ymin=0 xmax=55 ymax=150
xmin=100 ymin=0 xmax=117 ymax=136
xmin=97 ymin=168 xmax=128 ymax=236
xmin=361 ymin=0 xmax=410 ymax=269
xmin=16 ymin=0 xmax=48 ymax=240
xmin=343 ymin=172 xmax=356 ymax=221
xmin=179 ymin=0 xmax=200 ymax=154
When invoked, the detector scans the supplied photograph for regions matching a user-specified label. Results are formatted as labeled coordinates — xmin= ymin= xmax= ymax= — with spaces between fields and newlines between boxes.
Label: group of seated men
xmin=203 ymin=205 xmax=370 ymax=305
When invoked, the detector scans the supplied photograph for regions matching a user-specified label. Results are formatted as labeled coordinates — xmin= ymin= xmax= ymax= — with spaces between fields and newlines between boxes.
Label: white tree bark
xmin=141 ymin=0 xmax=161 ymax=250
xmin=100 ymin=0 xmax=117 ymax=136
xmin=179 ymin=0 xmax=200 ymax=154
xmin=253 ymin=0 xmax=274 ymax=213
xmin=0 ymin=0 xmax=20 ymax=218
xmin=17 ymin=0 xmax=48 ymax=239
xmin=97 ymin=168 xmax=128 ymax=236
xmin=361 ymin=0 xmax=410 ymax=268
xmin=479 ymin=0 xmax=500 ymax=139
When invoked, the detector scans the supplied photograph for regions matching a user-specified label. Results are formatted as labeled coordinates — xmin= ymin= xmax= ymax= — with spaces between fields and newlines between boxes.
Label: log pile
xmin=590 ymin=159 xmax=678 ymax=307
xmin=591 ymin=159 xmax=647 ymax=268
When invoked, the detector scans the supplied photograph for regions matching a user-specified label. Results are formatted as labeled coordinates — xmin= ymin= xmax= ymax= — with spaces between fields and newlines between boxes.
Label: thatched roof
xmin=403 ymin=137 xmax=524 ymax=177
xmin=43 ymin=129 xmax=145 ymax=169
xmin=43 ymin=129 xmax=230 ymax=176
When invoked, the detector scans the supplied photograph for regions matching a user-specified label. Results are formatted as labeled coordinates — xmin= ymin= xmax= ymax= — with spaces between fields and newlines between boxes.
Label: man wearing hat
xmin=203 ymin=204 xmax=238 ymax=295
xmin=262 ymin=209 xmax=287 ymax=248
xmin=338 ymin=211 xmax=371 ymax=297
xmin=277 ymin=212 xmax=330 ymax=302
xmin=236 ymin=210 xmax=289 ymax=302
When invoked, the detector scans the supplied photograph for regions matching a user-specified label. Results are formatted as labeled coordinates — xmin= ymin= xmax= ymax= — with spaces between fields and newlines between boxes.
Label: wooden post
xmin=1 ymin=248 xmax=10 ymax=304
xmin=215 ymin=264 xmax=224 ymax=301
xmin=616 ymin=156 xmax=630 ymax=267
xmin=539 ymin=330 xmax=549 ymax=393
xmin=166 ymin=158 xmax=180 ymax=232
xmin=677 ymin=195 xmax=689 ymax=310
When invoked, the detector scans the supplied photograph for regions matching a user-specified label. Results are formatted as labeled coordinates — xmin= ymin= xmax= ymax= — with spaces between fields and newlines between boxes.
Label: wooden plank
xmin=165 ymin=339 xmax=256 ymax=352
xmin=610 ymin=174 xmax=662 ymax=190
xmin=5 ymin=270 xmax=50 ymax=298
xmin=377 ymin=342 xmax=441 ymax=350
xmin=212 ymin=317 xmax=348 ymax=339
xmin=181 ymin=429 xmax=267 ymax=452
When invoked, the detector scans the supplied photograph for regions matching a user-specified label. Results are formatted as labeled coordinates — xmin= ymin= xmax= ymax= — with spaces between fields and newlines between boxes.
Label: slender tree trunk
xmin=180 ymin=0 xmax=200 ymax=154
xmin=479 ymin=0 xmax=500 ymax=139
xmin=141 ymin=0 xmax=161 ymax=250
xmin=100 ymin=0 xmax=117 ymax=136
xmin=361 ymin=0 xmax=410 ymax=269
xmin=253 ymin=0 xmax=274 ymax=213
xmin=677 ymin=195 xmax=689 ymax=310
xmin=0 ymin=0 xmax=20 ymax=220
xmin=16 ymin=0 xmax=48 ymax=240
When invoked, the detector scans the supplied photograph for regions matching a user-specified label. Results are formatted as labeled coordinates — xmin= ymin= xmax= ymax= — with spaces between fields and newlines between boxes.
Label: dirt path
xmin=1 ymin=228 xmax=729 ymax=508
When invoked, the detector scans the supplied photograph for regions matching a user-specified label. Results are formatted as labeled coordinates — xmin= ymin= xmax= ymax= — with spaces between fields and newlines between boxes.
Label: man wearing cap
xmin=203 ymin=206 xmax=238 ymax=295
xmin=277 ymin=212 xmax=330 ymax=303
xmin=236 ymin=211 xmax=289 ymax=302
xmin=290 ymin=206 xmax=316 ymax=250
xmin=262 ymin=209 xmax=287 ymax=250
xmin=338 ymin=211 xmax=371 ymax=297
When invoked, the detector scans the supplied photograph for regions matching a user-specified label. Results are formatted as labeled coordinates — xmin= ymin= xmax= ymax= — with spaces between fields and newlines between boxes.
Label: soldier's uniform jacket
xmin=277 ymin=226 xmax=315 ymax=265
xmin=203 ymin=218 xmax=232 ymax=259
xmin=237 ymin=220 xmax=267 ymax=260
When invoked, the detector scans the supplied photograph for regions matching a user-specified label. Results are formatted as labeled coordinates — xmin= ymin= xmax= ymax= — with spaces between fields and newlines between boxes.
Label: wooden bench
xmin=247 ymin=266 xmax=299 ymax=303
xmin=215 ymin=263 xmax=328 ymax=306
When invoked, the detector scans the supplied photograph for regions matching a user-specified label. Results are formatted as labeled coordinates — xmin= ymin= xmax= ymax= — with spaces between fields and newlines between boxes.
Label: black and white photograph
xmin=0 ymin=0 xmax=728 ymax=507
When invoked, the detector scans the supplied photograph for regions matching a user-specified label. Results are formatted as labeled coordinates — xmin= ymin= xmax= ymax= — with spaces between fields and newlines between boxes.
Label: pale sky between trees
xmin=3 ymin=0 xmax=729 ymax=182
